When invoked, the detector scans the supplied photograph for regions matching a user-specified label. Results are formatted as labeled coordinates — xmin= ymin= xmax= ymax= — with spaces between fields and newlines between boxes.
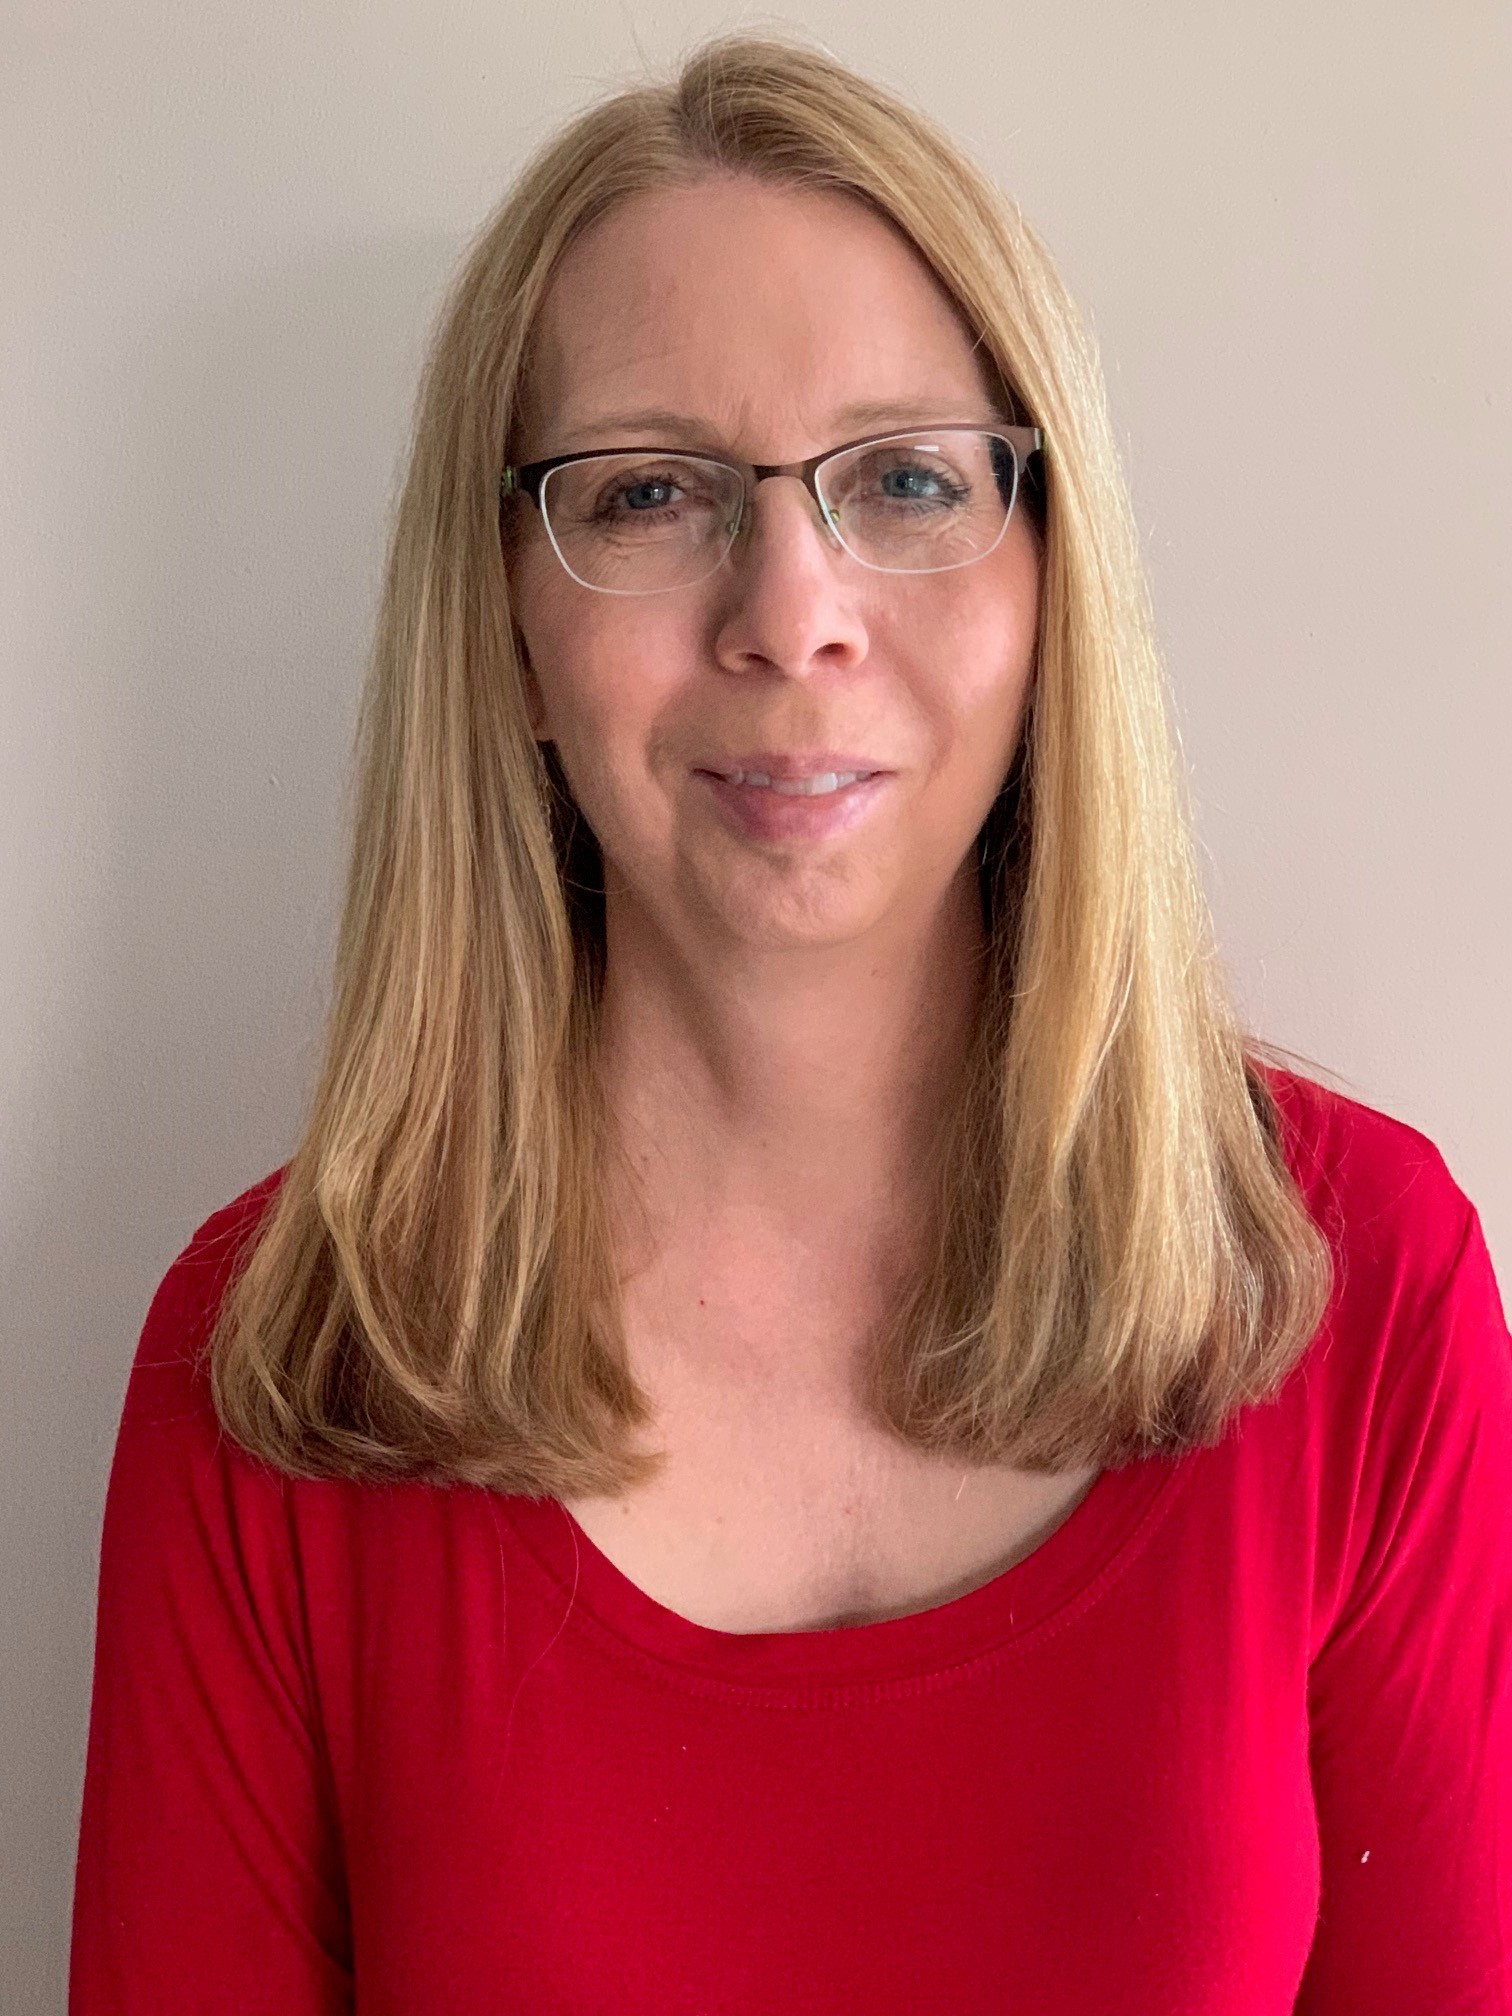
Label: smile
xmin=697 ymin=768 xmax=890 ymax=841
xmin=717 ymin=769 xmax=876 ymax=796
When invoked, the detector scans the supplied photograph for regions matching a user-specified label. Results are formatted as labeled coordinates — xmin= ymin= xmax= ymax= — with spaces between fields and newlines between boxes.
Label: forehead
xmin=519 ymin=176 xmax=1000 ymax=453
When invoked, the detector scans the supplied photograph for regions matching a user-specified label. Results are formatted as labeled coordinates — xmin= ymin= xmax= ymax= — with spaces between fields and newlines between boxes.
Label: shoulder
xmin=1256 ymin=1058 xmax=1469 ymax=1255
xmin=118 ymin=1164 xmax=291 ymax=1470
xmin=95 ymin=1169 xmax=328 ymax=1786
xmin=1254 ymin=1058 xmax=1479 ymax=1312
xmin=131 ymin=1166 xmax=289 ymax=1376
xmin=1255 ymin=1059 xmax=1509 ymax=1447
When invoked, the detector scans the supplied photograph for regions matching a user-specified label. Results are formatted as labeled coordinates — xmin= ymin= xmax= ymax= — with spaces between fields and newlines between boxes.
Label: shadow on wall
xmin=5 ymin=231 xmax=460 ymax=2015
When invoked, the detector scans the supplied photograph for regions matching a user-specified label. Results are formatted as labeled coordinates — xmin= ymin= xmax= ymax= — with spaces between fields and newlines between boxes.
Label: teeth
xmin=726 ymin=770 xmax=866 ymax=795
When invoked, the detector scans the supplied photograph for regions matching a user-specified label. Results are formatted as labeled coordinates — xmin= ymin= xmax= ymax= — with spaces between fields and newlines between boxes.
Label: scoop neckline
xmin=497 ymin=1448 xmax=1186 ymax=1700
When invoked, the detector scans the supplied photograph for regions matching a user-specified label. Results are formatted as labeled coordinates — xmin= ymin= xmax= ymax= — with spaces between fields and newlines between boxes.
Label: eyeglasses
xmin=500 ymin=423 xmax=1044 ymax=596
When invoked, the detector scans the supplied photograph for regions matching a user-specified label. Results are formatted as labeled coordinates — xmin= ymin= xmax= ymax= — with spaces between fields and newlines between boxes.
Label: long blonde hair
xmin=207 ymin=28 xmax=1335 ymax=1495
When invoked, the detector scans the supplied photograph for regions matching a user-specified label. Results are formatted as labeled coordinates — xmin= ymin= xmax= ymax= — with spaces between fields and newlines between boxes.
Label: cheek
xmin=968 ymin=553 xmax=1040 ymax=748
xmin=918 ymin=588 xmax=1038 ymax=766
xmin=514 ymin=564 xmax=618 ymax=739
xmin=520 ymin=599 xmax=691 ymax=820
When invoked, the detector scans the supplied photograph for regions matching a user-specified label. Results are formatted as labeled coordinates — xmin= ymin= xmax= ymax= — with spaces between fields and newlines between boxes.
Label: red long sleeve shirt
xmin=70 ymin=1066 xmax=1512 ymax=2013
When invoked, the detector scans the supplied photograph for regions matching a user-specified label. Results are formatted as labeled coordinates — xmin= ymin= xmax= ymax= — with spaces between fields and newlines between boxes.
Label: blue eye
xmin=613 ymin=477 xmax=681 ymax=514
xmin=879 ymin=464 xmax=957 ymax=502
xmin=586 ymin=462 xmax=724 ymax=527
xmin=573 ymin=459 xmax=732 ymax=544
xmin=852 ymin=455 xmax=971 ymax=514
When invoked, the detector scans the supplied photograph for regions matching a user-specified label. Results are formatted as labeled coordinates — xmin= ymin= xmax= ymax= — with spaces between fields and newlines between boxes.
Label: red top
xmin=70 ymin=1066 xmax=1512 ymax=2014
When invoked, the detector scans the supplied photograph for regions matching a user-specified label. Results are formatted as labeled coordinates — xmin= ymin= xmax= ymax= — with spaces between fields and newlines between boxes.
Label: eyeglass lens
xmin=539 ymin=429 xmax=1020 ymax=593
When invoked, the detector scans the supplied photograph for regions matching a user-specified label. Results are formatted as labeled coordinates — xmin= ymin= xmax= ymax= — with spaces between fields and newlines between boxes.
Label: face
xmin=506 ymin=174 xmax=1042 ymax=955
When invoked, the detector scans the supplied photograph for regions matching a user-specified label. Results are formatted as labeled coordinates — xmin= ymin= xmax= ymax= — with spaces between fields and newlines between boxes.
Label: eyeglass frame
xmin=499 ymin=421 xmax=1046 ymax=592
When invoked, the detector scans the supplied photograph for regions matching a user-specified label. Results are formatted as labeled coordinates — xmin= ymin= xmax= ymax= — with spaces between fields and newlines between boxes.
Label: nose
xmin=710 ymin=475 xmax=869 ymax=679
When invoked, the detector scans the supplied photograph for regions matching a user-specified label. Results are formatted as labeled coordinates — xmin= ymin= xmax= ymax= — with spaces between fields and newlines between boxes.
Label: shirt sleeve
xmin=69 ymin=1223 xmax=353 ymax=2014
xmin=1295 ymin=1200 xmax=1512 ymax=2014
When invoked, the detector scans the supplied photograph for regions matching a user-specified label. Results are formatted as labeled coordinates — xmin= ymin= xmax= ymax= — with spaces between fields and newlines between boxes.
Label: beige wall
xmin=4 ymin=4 xmax=1508 ymax=2003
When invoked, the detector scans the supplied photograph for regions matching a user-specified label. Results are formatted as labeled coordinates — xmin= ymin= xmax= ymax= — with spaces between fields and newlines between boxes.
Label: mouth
xmin=700 ymin=766 xmax=883 ymax=797
xmin=695 ymin=765 xmax=892 ymax=840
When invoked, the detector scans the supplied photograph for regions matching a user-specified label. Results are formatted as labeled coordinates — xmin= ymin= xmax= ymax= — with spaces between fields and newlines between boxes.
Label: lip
xmin=695 ymin=751 xmax=891 ymax=782
xmin=697 ymin=767 xmax=892 ymax=843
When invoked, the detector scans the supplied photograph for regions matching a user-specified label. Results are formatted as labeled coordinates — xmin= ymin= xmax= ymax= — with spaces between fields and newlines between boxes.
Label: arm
xmin=1295 ymin=1202 xmax=1512 ymax=2014
xmin=69 ymin=1222 xmax=353 ymax=2013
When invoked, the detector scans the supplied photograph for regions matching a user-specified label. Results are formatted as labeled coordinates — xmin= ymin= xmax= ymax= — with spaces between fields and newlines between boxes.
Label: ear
xmin=524 ymin=667 xmax=550 ymax=741
xmin=513 ymin=625 xmax=553 ymax=742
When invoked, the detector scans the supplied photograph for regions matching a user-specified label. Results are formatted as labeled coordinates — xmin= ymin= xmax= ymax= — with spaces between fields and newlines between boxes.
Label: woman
xmin=70 ymin=32 xmax=1512 ymax=2015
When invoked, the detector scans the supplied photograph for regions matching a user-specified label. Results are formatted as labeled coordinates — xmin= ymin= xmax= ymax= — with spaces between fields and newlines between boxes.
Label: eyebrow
xmin=552 ymin=397 xmax=1007 ymax=452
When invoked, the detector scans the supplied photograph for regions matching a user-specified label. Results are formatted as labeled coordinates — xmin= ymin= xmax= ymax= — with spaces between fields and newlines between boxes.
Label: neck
xmin=595 ymin=859 xmax=988 ymax=1273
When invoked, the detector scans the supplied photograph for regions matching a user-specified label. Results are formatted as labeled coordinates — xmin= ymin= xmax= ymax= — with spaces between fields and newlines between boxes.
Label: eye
xmin=879 ymin=461 xmax=955 ymax=501
xmin=835 ymin=445 xmax=973 ymax=515
xmin=599 ymin=472 xmax=685 ymax=516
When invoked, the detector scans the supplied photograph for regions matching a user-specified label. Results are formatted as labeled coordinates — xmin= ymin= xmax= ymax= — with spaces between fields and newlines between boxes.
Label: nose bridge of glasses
xmin=735 ymin=465 xmax=841 ymax=547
